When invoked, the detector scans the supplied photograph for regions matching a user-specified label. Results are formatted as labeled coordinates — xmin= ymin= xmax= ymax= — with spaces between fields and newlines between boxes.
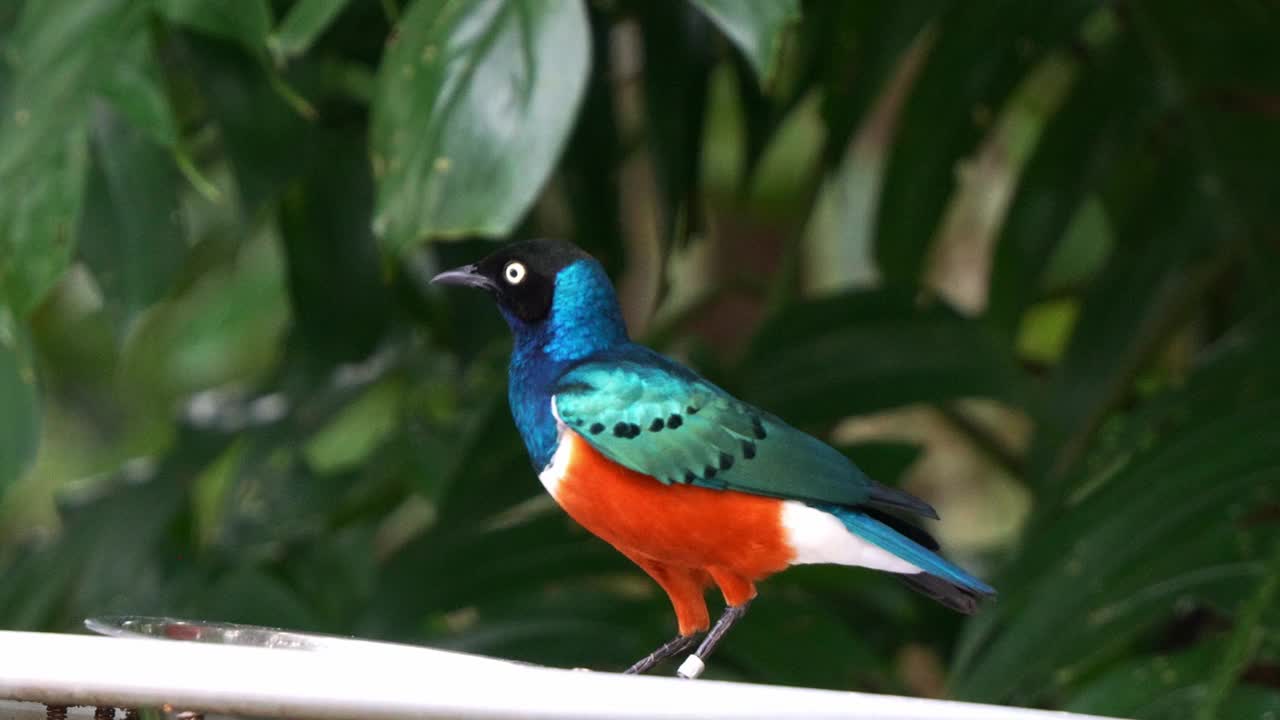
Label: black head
xmin=430 ymin=239 xmax=593 ymax=324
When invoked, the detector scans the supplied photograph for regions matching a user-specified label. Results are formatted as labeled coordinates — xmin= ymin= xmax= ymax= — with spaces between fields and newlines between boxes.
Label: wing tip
xmin=867 ymin=485 xmax=939 ymax=520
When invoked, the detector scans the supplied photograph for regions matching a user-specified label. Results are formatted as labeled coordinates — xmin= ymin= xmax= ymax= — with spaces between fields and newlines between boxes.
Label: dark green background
xmin=1 ymin=1 xmax=1277 ymax=717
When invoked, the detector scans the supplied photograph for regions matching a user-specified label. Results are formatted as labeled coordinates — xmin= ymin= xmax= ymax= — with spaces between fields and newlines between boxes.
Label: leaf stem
xmin=267 ymin=71 xmax=318 ymax=121
xmin=1195 ymin=538 xmax=1280 ymax=720
xmin=173 ymin=147 xmax=223 ymax=204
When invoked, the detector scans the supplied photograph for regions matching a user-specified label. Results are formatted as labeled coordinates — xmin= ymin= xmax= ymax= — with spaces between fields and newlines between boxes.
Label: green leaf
xmin=636 ymin=1 xmax=713 ymax=243
xmin=874 ymin=0 xmax=1100 ymax=285
xmin=201 ymin=567 xmax=319 ymax=628
xmin=0 ymin=313 xmax=39 ymax=499
xmin=811 ymin=0 xmax=939 ymax=166
xmin=279 ymin=131 xmax=390 ymax=364
xmin=118 ymin=235 xmax=289 ymax=407
xmin=740 ymin=289 xmax=1030 ymax=427
xmin=155 ymin=0 xmax=272 ymax=55
xmin=1195 ymin=539 xmax=1280 ymax=720
xmin=269 ymin=0 xmax=353 ymax=62
xmin=77 ymin=99 xmax=186 ymax=325
xmin=726 ymin=584 xmax=891 ymax=689
xmin=952 ymin=316 xmax=1280 ymax=704
xmin=687 ymin=0 xmax=799 ymax=86
xmin=954 ymin=409 xmax=1280 ymax=703
xmin=97 ymin=39 xmax=180 ymax=148
xmin=1026 ymin=160 xmax=1223 ymax=510
xmin=986 ymin=34 xmax=1162 ymax=335
xmin=371 ymin=0 xmax=590 ymax=253
xmin=1067 ymin=641 xmax=1280 ymax=720
xmin=1129 ymin=0 xmax=1280 ymax=290
xmin=184 ymin=34 xmax=311 ymax=214
xmin=0 ymin=0 xmax=144 ymax=316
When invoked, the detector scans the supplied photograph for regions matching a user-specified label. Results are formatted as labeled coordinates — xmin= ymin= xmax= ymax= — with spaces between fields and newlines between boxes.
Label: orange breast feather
xmin=551 ymin=431 xmax=794 ymax=633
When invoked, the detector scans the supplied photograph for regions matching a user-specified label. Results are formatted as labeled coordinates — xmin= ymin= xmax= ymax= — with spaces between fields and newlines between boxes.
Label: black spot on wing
xmin=683 ymin=470 xmax=697 ymax=483
xmin=589 ymin=423 xmax=605 ymax=435
xmin=686 ymin=405 xmax=699 ymax=414
xmin=751 ymin=416 xmax=767 ymax=440
xmin=703 ymin=465 xmax=717 ymax=480
xmin=613 ymin=422 xmax=641 ymax=438
xmin=649 ymin=418 xmax=665 ymax=432
xmin=742 ymin=440 xmax=757 ymax=459
xmin=719 ymin=452 xmax=734 ymax=471
xmin=667 ymin=413 xmax=683 ymax=429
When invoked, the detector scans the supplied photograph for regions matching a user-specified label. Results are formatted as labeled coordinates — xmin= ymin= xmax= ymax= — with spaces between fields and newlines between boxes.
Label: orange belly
xmin=548 ymin=430 xmax=795 ymax=634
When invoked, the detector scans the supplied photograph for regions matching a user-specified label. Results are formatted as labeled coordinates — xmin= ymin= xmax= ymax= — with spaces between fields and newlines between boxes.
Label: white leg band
xmin=676 ymin=654 xmax=705 ymax=679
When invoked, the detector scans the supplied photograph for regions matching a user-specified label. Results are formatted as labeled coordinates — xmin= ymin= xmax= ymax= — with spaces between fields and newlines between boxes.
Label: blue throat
xmin=505 ymin=260 xmax=629 ymax=469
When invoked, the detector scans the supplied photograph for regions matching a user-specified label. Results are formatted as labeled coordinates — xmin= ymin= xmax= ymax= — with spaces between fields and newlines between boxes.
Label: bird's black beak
xmin=430 ymin=263 xmax=496 ymax=292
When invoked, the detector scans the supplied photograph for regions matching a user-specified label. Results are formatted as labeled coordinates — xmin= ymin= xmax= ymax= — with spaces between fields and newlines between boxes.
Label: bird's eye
xmin=503 ymin=261 xmax=527 ymax=285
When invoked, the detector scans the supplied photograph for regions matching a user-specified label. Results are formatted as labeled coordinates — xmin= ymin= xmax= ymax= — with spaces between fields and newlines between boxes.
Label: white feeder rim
xmin=0 ymin=628 xmax=1127 ymax=720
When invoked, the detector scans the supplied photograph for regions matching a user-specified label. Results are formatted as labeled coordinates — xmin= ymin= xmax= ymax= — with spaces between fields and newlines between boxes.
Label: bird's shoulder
xmin=550 ymin=344 xmax=760 ymax=485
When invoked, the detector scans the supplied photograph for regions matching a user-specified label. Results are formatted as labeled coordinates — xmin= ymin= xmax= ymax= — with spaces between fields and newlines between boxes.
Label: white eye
xmin=503 ymin=261 xmax=527 ymax=285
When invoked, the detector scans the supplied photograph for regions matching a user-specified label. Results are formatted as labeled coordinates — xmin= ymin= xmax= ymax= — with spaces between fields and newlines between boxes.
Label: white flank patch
xmin=781 ymin=502 xmax=922 ymax=574
xmin=538 ymin=398 xmax=573 ymax=499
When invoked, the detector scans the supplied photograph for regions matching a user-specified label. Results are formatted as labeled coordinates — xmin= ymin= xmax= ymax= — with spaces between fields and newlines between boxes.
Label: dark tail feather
xmin=863 ymin=508 xmax=940 ymax=551
xmin=897 ymin=573 xmax=990 ymax=615
xmin=861 ymin=509 xmax=995 ymax=614
xmin=866 ymin=483 xmax=939 ymax=520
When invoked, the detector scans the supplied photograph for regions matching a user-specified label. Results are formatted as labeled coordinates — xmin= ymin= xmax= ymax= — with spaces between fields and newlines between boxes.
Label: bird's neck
xmin=506 ymin=261 xmax=629 ymax=468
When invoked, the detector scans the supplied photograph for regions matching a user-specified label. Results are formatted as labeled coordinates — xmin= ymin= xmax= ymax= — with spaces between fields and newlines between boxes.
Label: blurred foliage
xmin=1 ymin=0 xmax=1278 ymax=716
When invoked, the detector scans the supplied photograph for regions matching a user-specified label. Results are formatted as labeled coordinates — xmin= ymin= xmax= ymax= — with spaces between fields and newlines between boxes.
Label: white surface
xmin=780 ymin=502 xmax=922 ymax=572
xmin=0 ymin=631 xmax=1126 ymax=720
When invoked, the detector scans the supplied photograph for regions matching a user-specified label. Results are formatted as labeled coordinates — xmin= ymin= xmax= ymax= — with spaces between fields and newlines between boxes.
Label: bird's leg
xmin=677 ymin=600 xmax=752 ymax=679
xmin=624 ymin=632 xmax=703 ymax=674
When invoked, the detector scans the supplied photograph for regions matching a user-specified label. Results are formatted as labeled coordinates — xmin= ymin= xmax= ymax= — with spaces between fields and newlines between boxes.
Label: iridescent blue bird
xmin=433 ymin=239 xmax=995 ymax=677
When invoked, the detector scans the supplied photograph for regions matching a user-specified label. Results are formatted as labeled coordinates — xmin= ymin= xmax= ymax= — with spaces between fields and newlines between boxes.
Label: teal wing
xmin=552 ymin=347 xmax=936 ymax=518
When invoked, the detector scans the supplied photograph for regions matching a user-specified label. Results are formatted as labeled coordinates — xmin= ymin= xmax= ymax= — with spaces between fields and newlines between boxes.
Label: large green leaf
xmin=1129 ymin=0 xmax=1280 ymax=290
xmin=0 ymin=314 xmax=39 ymax=499
xmin=952 ymin=316 xmax=1280 ymax=704
xmin=183 ymin=34 xmax=311 ymax=215
xmin=1066 ymin=640 xmax=1280 ymax=720
xmin=873 ymin=0 xmax=1100 ymax=285
xmin=154 ymin=0 xmax=273 ymax=55
xmin=636 ymin=0 xmax=713 ymax=243
xmin=811 ymin=0 xmax=940 ymax=168
xmin=370 ymin=0 xmax=590 ymax=253
xmin=986 ymin=35 xmax=1162 ymax=335
xmin=687 ymin=0 xmax=799 ymax=87
xmin=278 ymin=131 xmax=390 ymax=364
xmin=954 ymin=408 xmax=1280 ymax=703
xmin=97 ymin=36 xmax=180 ymax=149
xmin=741 ymin=289 xmax=1030 ymax=427
xmin=0 ymin=0 xmax=144 ymax=316
xmin=1026 ymin=160 xmax=1221 ymax=510
xmin=77 ymin=100 xmax=185 ymax=326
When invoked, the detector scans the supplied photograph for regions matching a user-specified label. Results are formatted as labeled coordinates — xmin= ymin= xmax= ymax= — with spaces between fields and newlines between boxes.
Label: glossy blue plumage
xmin=501 ymin=253 xmax=993 ymax=607
xmin=505 ymin=259 xmax=627 ymax=468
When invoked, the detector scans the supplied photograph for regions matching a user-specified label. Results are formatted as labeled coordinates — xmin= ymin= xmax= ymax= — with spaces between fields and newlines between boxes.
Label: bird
xmin=432 ymin=238 xmax=995 ymax=678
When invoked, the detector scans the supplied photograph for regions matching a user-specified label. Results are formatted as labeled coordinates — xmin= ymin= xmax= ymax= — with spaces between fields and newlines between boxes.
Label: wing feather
xmin=552 ymin=346 xmax=937 ymax=518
